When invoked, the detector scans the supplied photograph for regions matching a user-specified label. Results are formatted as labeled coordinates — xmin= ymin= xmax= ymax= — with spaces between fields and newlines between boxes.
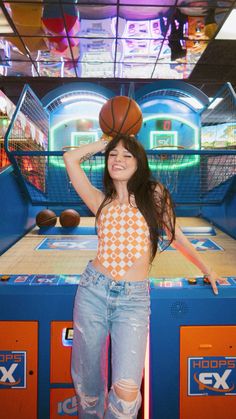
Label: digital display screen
xmin=62 ymin=327 xmax=74 ymax=346
xmin=65 ymin=328 xmax=74 ymax=341
xmin=152 ymin=279 xmax=183 ymax=288
xmin=157 ymin=280 xmax=183 ymax=288
xmin=156 ymin=119 xmax=172 ymax=131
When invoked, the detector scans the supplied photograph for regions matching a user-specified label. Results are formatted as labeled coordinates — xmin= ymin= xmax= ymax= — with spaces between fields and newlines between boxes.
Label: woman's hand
xmin=204 ymin=271 xmax=222 ymax=295
xmin=100 ymin=134 xmax=113 ymax=148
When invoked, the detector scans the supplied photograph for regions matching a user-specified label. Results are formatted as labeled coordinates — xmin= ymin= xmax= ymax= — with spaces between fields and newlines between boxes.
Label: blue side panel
xmin=202 ymin=176 xmax=236 ymax=239
xmin=0 ymin=166 xmax=43 ymax=254
xmin=150 ymin=280 xmax=236 ymax=419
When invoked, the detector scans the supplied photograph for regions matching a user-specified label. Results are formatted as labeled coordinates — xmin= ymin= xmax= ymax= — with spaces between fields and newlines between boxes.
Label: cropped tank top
xmin=97 ymin=200 xmax=150 ymax=280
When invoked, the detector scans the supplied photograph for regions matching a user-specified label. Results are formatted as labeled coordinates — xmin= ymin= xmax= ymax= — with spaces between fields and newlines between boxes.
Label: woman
xmin=63 ymin=134 xmax=220 ymax=419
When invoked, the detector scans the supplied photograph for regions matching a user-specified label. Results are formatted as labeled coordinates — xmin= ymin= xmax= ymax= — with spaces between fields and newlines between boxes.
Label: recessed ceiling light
xmin=0 ymin=10 xmax=13 ymax=34
xmin=216 ymin=9 xmax=236 ymax=40
xmin=208 ymin=97 xmax=223 ymax=109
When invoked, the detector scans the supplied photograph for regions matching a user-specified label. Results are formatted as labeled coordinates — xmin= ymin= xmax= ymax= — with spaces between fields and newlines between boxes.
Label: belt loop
xmin=125 ymin=281 xmax=130 ymax=295
xmin=93 ymin=271 xmax=99 ymax=282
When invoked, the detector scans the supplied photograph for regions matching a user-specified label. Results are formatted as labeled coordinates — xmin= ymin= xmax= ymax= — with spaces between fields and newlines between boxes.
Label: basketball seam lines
xmin=99 ymin=113 xmax=114 ymax=135
xmin=111 ymin=97 xmax=116 ymax=133
xmin=125 ymin=113 xmax=143 ymax=135
xmin=116 ymin=98 xmax=132 ymax=135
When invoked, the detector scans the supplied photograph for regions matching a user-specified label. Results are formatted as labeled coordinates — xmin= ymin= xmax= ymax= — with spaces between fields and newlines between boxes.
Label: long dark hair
xmin=96 ymin=135 xmax=176 ymax=261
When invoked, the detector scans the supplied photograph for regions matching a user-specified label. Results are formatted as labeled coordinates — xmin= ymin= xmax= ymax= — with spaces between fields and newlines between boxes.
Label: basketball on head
xmin=99 ymin=96 xmax=143 ymax=137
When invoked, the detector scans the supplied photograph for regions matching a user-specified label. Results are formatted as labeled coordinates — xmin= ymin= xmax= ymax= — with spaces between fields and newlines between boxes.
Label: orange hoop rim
xmin=151 ymin=145 xmax=185 ymax=150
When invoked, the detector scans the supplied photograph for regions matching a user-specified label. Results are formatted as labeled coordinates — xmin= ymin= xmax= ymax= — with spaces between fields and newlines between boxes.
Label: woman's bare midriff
xmin=92 ymin=250 xmax=151 ymax=282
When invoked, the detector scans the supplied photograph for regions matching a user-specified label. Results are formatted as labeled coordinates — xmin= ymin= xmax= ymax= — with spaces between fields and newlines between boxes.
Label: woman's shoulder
xmin=97 ymin=197 xmax=116 ymax=217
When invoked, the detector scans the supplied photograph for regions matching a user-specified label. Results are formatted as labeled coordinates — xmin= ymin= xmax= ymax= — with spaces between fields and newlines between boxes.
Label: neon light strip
xmin=50 ymin=154 xmax=200 ymax=170
xmin=144 ymin=332 xmax=150 ymax=419
xmin=148 ymin=155 xmax=199 ymax=170
xmin=61 ymin=95 xmax=107 ymax=104
xmin=51 ymin=114 xmax=199 ymax=170
xmin=49 ymin=156 xmax=104 ymax=170
xmin=50 ymin=154 xmax=201 ymax=170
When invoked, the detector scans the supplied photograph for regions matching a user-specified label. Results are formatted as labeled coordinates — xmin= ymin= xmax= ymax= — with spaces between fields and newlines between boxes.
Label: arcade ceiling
xmin=0 ymin=1 xmax=236 ymax=99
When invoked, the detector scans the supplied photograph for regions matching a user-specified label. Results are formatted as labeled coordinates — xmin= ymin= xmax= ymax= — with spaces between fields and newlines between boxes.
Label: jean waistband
xmin=84 ymin=261 xmax=149 ymax=290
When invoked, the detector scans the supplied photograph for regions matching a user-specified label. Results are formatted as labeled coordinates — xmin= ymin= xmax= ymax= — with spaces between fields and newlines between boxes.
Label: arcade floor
xmin=0 ymin=217 xmax=235 ymax=280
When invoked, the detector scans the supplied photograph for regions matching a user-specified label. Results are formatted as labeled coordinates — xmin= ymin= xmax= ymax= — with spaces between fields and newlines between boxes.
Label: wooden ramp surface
xmin=0 ymin=217 xmax=235 ymax=278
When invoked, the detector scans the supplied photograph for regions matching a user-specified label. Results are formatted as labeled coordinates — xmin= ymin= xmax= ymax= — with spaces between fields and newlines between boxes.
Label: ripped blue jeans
xmin=71 ymin=261 xmax=150 ymax=418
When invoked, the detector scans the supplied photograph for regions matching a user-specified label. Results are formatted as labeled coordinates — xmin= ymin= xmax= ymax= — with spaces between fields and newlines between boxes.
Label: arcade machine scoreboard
xmin=149 ymin=118 xmax=178 ymax=149
xmin=0 ymin=274 xmax=236 ymax=419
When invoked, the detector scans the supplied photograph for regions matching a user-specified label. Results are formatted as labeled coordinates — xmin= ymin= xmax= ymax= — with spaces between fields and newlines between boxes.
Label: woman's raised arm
xmin=63 ymin=136 xmax=110 ymax=214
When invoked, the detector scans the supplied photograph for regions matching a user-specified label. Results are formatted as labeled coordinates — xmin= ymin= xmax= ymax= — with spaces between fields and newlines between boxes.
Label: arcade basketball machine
xmin=0 ymin=82 xmax=236 ymax=419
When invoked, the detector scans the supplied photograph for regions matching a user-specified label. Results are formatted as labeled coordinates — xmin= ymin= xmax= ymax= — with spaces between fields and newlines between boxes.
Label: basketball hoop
xmin=151 ymin=145 xmax=185 ymax=193
xmin=152 ymin=144 xmax=185 ymax=160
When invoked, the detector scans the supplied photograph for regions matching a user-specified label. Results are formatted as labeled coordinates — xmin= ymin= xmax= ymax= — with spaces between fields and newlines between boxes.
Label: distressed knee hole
xmin=77 ymin=388 xmax=98 ymax=410
xmin=113 ymin=379 xmax=139 ymax=402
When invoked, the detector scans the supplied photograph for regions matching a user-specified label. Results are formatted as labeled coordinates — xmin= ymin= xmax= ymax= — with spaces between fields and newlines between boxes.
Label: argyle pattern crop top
xmin=97 ymin=201 xmax=150 ymax=280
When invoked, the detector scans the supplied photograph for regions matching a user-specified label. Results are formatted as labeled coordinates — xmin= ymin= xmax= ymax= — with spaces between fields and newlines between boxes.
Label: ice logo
xmin=58 ymin=395 xmax=78 ymax=416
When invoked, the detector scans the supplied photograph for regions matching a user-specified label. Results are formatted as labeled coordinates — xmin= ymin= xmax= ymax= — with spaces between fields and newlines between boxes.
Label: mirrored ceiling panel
xmin=0 ymin=0 xmax=234 ymax=79
xmin=0 ymin=60 xmax=34 ymax=77
xmin=80 ymin=61 xmax=115 ymax=78
xmin=153 ymin=62 xmax=196 ymax=79
xmin=76 ymin=11 xmax=116 ymax=38
xmin=78 ymin=38 xmax=115 ymax=62
xmin=117 ymin=11 xmax=174 ymax=39
xmin=1 ymin=36 xmax=31 ymax=60
xmin=33 ymin=60 xmax=77 ymax=77
xmin=76 ymin=4 xmax=117 ymax=20
xmin=122 ymin=39 xmax=162 ymax=64
xmin=119 ymin=1 xmax=176 ymax=5
xmin=0 ymin=7 xmax=13 ymax=33
xmin=22 ymin=36 xmax=79 ymax=61
xmin=118 ymin=62 xmax=155 ymax=78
